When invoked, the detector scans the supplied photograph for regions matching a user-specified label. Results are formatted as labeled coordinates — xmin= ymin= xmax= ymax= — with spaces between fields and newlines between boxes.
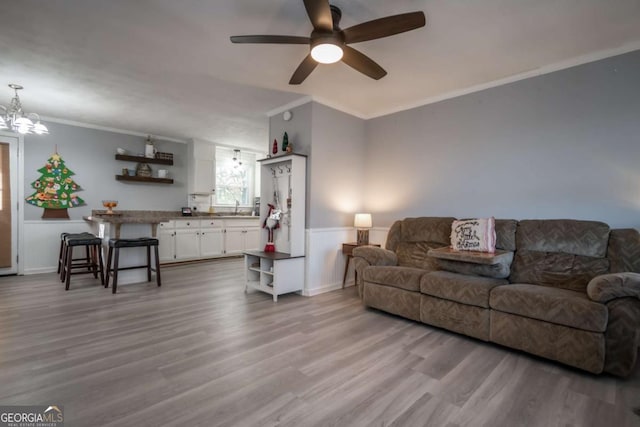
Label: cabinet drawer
xmin=224 ymin=219 xmax=260 ymax=228
xmin=158 ymin=220 xmax=175 ymax=229
xmin=200 ymin=219 xmax=222 ymax=229
xmin=175 ymin=219 xmax=198 ymax=229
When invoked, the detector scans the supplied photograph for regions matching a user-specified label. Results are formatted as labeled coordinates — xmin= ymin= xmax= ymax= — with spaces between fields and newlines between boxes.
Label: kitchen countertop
xmin=84 ymin=210 xmax=259 ymax=238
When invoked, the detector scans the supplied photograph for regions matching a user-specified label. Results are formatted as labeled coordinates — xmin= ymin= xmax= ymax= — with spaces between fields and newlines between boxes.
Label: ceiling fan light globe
xmin=0 ymin=117 xmax=8 ymax=129
xmin=34 ymin=122 xmax=49 ymax=134
xmin=17 ymin=125 xmax=31 ymax=134
xmin=14 ymin=116 xmax=34 ymax=127
xmin=311 ymin=43 xmax=343 ymax=64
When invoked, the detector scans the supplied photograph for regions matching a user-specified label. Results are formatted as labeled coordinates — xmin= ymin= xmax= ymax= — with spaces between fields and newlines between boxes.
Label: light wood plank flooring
xmin=0 ymin=258 xmax=639 ymax=426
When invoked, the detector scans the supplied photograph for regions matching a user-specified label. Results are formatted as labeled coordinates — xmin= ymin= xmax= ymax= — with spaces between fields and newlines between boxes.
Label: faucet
xmin=234 ymin=200 xmax=240 ymax=216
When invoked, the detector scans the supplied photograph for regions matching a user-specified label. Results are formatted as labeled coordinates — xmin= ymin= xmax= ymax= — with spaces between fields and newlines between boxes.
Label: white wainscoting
xmin=303 ymin=226 xmax=389 ymax=297
xmin=22 ymin=220 xmax=91 ymax=274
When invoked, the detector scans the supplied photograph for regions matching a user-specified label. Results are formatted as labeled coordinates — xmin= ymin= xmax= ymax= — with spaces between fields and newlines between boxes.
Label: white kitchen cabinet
xmin=226 ymin=219 xmax=262 ymax=255
xmin=175 ymin=229 xmax=200 ymax=260
xmin=158 ymin=218 xmax=259 ymax=263
xmin=188 ymin=140 xmax=215 ymax=194
xmin=158 ymin=229 xmax=176 ymax=262
xmin=200 ymin=228 xmax=224 ymax=257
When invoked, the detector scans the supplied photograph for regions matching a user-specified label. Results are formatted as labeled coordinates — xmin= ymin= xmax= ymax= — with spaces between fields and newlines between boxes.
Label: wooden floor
xmin=0 ymin=258 xmax=639 ymax=427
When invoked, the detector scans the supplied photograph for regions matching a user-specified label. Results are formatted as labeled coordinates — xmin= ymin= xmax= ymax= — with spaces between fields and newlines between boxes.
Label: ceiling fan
xmin=230 ymin=0 xmax=426 ymax=85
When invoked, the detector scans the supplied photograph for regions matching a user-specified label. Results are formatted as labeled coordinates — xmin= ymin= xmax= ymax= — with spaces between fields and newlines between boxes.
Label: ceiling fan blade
xmin=289 ymin=54 xmax=318 ymax=85
xmin=341 ymin=45 xmax=387 ymax=80
xmin=341 ymin=12 xmax=426 ymax=44
xmin=303 ymin=0 xmax=333 ymax=32
xmin=230 ymin=35 xmax=310 ymax=44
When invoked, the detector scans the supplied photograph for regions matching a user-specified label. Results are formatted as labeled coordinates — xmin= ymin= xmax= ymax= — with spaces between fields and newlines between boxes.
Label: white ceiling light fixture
xmin=310 ymin=38 xmax=343 ymax=64
xmin=0 ymin=84 xmax=49 ymax=135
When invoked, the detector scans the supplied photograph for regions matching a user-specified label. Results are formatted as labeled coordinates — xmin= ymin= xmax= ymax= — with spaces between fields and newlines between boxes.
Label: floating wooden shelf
xmin=115 ymin=154 xmax=174 ymax=165
xmin=115 ymin=175 xmax=174 ymax=184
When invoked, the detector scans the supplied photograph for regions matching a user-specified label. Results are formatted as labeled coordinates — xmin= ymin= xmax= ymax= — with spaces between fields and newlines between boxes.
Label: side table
xmin=342 ymin=242 xmax=381 ymax=288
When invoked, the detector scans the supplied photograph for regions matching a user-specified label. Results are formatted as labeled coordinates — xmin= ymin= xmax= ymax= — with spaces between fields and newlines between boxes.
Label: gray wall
xmin=365 ymin=50 xmax=640 ymax=228
xmin=24 ymin=122 xmax=188 ymax=220
xmin=269 ymin=102 xmax=367 ymax=229
xmin=310 ymin=103 xmax=366 ymax=228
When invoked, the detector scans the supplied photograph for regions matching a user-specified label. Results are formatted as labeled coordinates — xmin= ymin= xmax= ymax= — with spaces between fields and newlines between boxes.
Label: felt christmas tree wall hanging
xmin=25 ymin=150 xmax=85 ymax=219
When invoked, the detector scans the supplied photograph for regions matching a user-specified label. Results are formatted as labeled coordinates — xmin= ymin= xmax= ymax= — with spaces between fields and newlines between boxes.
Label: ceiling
xmin=2 ymin=0 xmax=640 ymax=151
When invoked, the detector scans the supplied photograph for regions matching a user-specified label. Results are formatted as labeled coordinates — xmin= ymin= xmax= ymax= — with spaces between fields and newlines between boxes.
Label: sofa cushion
xmin=362 ymin=266 xmax=427 ymax=292
xmin=421 ymin=271 xmax=508 ymax=308
xmin=396 ymin=241 xmax=444 ymax=270
xmin=495 ymin=219 xmax=518 ymax=251
xmin=435 ymin=258 xmax=512 ymax=279
xmin=516 ymin=219 xmax=610 ymax=258
xmin=490 ymin=284 xmax=608 ymax=332
xmin=510 ymin=249 xmax=609 ymax=292
xmin=400 ymin=217 xmax=454 ymax=244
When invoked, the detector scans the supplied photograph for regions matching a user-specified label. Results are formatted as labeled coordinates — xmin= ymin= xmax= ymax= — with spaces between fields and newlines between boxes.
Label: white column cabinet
xmin=245 ymin=153 xmax=307 ymax=301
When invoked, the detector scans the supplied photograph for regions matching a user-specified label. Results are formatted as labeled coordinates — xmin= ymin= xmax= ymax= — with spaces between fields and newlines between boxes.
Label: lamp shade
xmin=354 ymin=213 xmax=372 ymax=229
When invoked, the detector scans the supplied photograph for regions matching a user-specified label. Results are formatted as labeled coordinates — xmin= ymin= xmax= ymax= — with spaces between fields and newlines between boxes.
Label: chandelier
xmin=232 ymin=149 xmax=242 ymax=168
xmin=0 ymin=84 xmax=49 ymax=135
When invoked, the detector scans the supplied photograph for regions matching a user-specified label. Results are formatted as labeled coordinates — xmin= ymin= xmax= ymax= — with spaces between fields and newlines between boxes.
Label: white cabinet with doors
xmin=158 ymin=217 xmax=259 ymax=263
xmin=225 ymin=219 xmax=261 ymax=255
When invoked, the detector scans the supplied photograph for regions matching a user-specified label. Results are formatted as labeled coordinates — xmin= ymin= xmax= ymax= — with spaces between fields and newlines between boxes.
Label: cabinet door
xmin=224 ymin=228 xmax=245 ymax=255
xmin=193 ymin=159 xmax=215 ymax=194
xmin=175 ymin=229 xmax=200 ymax=260
xmin=245 ymin=228 xmax=261 ymax=251
xmin=158 ymin=231 xmax=175 ymax=262
xmin=200 ymin=229 xmax=224 ymax=257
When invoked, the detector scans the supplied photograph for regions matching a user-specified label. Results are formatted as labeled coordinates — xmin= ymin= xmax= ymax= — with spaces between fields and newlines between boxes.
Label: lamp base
xmin=356 ymin=229 xmax=369 ymax=246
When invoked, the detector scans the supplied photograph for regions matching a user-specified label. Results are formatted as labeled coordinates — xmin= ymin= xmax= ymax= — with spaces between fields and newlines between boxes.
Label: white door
xmin=175 ymin=229 xmax=200 ymax=260
xmin=224 ymin=228 xmax=245 ymax=255
xmin=158 ymin=230 xmax=175 ymax=262
xmin=200 ymin=228 xmax=224 ymax=257
xmin=0 ymin=134 xmax=19 ymax=275
xmin=245 ymin=228 xmax=261 ymax=251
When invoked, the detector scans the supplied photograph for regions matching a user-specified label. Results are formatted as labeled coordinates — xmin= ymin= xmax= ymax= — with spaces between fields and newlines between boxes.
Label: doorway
xmin=0 ymin=134 xmax=18 ymax=274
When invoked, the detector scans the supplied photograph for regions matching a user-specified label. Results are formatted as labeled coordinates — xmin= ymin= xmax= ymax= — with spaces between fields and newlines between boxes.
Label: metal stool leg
xmin=112 ymin=247 xmax=120 ymax=294
xmin=146 ymin=245 xmax=152 ymax=282
xmin=105 ymin=246 xmax=113 ymax=288
xmin=65 ymin=245 xmax=73 ymax=291
xmin=154 ymin=245 xmax=161 ymax=287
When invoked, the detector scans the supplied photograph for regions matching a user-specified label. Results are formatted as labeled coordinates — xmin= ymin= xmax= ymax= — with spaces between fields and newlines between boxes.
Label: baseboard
xmin=304 ymin=280 xmax=355 ymax=297
xmin=24 ymin=267 xmax=57 ymax=275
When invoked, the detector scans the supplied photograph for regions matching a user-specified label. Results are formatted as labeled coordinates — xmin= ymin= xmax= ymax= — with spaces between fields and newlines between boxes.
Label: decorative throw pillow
xmin=450 ymin=217 xmax=496 ymax=252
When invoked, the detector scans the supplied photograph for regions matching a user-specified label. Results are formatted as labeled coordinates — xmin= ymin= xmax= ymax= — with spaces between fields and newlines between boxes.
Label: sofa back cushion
xmin=516 ymin=219 xmax=610 ymax=258
xmin=607 ymin=228 xmax=640 ymax=273
xmin=510 ymin=219 xmax=611 ymax=291
xmin=396 ymin=241 xmax=441 ymax=270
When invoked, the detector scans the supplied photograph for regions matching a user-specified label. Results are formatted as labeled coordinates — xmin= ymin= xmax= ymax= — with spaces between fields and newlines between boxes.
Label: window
xmin=215 ymin=147 xmax=259 ymax=206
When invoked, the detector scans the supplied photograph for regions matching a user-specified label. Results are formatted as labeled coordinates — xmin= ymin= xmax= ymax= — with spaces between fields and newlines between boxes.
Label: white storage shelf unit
xmin=244 ymin=153 xmax=307 ymax=301
xmin=245 ymin=251 xmax=305 ymax=302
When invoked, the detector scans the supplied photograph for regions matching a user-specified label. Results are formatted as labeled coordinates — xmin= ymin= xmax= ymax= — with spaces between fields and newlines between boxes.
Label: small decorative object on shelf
xmin=102 ymin=200 xmax=118 ymax=214
xmin=155 ymin=152 xmax=173 ymax=161
xmin=272 ymin=139 xmax=278 ymax=155
xmin=145 ymin=135 xmax=156 ymax=158
xmin=282 ymin=132 xmax=289 ymax=152
xmin=136 ymin=163 xmax=152 ymax=177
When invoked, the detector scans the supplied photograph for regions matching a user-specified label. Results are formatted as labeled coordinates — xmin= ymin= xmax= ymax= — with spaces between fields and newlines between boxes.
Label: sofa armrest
xmin=352 ymin=247 xmax=398 ymax=298
xmin=352 ymin=246 xmax=398 ymax=267
xmin=587 ymin=272 xmax=640 ymax=303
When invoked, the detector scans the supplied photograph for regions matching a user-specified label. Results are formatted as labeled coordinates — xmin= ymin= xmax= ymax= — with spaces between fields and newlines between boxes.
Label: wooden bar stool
xmin=105 ymin=238 xmax=161 ymax=294
xmin=58 ymin=232 xmax=95 ymax=280
xmin=62 ymin=235 xmax=104 ymax=290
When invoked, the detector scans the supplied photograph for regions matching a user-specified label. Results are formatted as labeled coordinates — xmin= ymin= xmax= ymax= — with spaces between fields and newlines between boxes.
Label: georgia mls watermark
xmin=0 ymin=405 xmax=64 ymax=427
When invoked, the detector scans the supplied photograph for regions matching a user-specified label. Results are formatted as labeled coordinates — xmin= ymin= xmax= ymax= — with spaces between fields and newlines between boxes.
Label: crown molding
xmin=39 ymin=116 xmax=189 ymax=143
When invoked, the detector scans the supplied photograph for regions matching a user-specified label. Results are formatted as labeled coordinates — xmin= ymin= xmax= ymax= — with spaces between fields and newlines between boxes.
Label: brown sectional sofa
xmin=353 ymin=217 xmax=640 ymax=377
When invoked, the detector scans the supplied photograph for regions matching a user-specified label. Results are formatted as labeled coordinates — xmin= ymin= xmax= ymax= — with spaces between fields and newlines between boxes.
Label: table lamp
xmin=354 ymin=213 xmax=372 ymax=245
